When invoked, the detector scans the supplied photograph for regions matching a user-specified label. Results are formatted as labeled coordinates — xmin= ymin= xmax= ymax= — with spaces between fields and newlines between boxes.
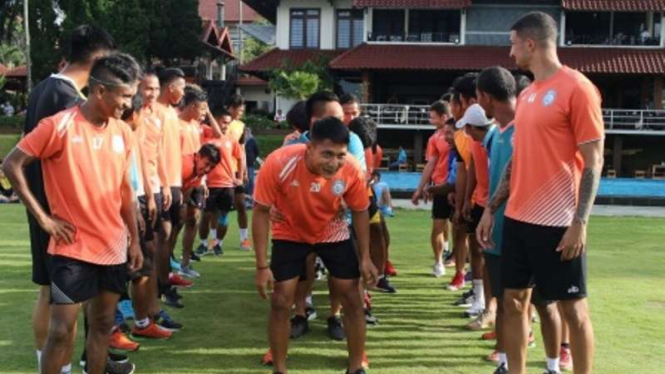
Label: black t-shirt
xmin=23 ymin=75 xmax=83 ymax=212
xmin=245 ymin=136 xmax=259 ymax=168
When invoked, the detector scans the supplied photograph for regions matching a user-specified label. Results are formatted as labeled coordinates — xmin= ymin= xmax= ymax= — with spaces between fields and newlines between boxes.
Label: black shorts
xmin=50 ymin=256 xmax=128 ymax=304
xmin=501 ymin=217 xmax=588 ymax=301
xmin=138 ymin=195 xmax=158 ymax=242
xmin=29 ymin=213 xmax=52 ymax=286
xmin=484 ymin=253 xmax=503 ymax=299
xmin=271 ymin=239 xmax=360 ymax=282
xmin=234 ymin=185 xmax=246 ymax=195
xmin=161 ymin=187 xmax=182 ymax=226
xmin=466 ymin=204 xmax=485 ymax=234
xmin=187 ymin=186 xmax=205 ymax=209
xmin=204 ymin=188 xmax=234 ymax=213
xmin=432 ymin=194 xmax=453 ymax=220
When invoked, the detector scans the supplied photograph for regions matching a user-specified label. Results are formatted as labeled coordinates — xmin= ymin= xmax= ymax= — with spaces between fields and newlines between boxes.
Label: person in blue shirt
xmin=389 ymin=147 xmax=407 ymax=170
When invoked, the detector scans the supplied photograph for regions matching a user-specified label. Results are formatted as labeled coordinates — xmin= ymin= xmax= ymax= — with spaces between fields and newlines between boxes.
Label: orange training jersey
xmin=181 ymin=154 xmax=203 ymax=192
xmin=254 ymin=144 xmax=369 ymax=245
xmin=506 ymin=66 xmax=604 ymax=227
xmin=155 ymin=102 xmax=182 ymax=187
xmin=179 ymin=119 xmax=201 ymax=156
xmin=206 ymin=134 xmax=242 ymax=188
xmin=373 ymin=144 xmax=383 ymax=170
xmin=364 ymin=148 xmax=374 ymax=175
xmin=470 ymin=138 xmax=490 ymax=207
xmin=426 ymin=129 xmax=450 ymax=185
xmin=18 ymin=106 xmax=133 ymax=265
xmin=228 ymin=119 xmax=245 ymax=172
xmin=454 ymin=130 xmax=471 ymax=165
xmin=137 ymin=105 xmax=163 ymax=194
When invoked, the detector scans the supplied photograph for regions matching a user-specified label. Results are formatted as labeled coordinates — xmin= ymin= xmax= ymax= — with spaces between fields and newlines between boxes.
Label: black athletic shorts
xmin=130 ymin=196 xmax=156 ymax=280
xmin=204 ymin=187 xmax=234 ymax=213
xmin=161 ymin=187 xmax=182 ymax=226
xmin=501 ymin=217 xmax=588 ymax=301
xmin=271 ymin=239 xmax=360 ymax=282
xmin=432 ymin=194 xmax=453 ymax=220
xmin=187 ymin=186 xmax=205 ymax=209
xmin=466 ymin=204 xmax=485 ymax=234
xmin=484 ymin=252 xmax=503 ymax=299
xmin=50 ymin=256 xmax=128 ymax=304
xmin=234 ymin=184 xmax=246 ymax=195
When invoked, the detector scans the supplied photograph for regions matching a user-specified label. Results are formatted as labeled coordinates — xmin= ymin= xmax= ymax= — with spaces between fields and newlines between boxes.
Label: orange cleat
xmin=240 ymin=239 xmax=252 ymax=251
xmin=485 ymin=349 xmax=499 ymax=362
xmin=132 ymin=322 xmax=172 ymax=340
xmin=361 ymin=351 xmax=370 ymax=369
xmin=109 ymin=329 xmax=140 ymax=352
xmin=481 ymin=330 xmax=497 ymax=340
xmin=560 ymin=345 xmax=573 ymax=371
xmin=384 ymin=260 xmax=397 ymax=276
xmin=169 ymin=272 xmax=193 ymax=288
xmin=262 ymin=348 xmax=273 ymax=366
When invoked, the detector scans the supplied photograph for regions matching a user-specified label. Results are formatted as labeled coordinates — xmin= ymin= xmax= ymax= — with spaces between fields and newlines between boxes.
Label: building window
xmin=372 ymin=9 xmax=405 ymax=42
xmin=408 ymin=10 xmax=461 ymax=43
xmin=290 ymin=9 xmax=320 ymax=49
xmin=566 ymin=11 xmax=661 ymax=46
xmin=337 ymin=10 xmax=364 ymax=49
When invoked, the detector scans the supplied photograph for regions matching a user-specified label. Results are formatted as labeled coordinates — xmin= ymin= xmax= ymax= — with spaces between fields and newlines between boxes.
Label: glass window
xmin=337 ymin=10 xmax=364 ymax=49
xmin=290 ymin=9 xmax=320 ymax=49
xmin=408 ymin=10 xmax=461 ymax=43
xmin=372 ymin=9 xmax=405 ymax=41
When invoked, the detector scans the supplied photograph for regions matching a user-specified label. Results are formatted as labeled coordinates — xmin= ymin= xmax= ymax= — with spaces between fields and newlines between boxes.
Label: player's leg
xmin=559 ymin=298 xmax=593 ymax=374
xmin=234 ymin=186 xmax=250 ymax=250
xmin=85 ymin=290 xmax=121 ymax=374
xmin=40 ymin=303 xmax=80 ymax=374
xmin=534 ymin=297 xmax=562 ymax=373
xmin=466 ymin=205 xmax=487 ymax=316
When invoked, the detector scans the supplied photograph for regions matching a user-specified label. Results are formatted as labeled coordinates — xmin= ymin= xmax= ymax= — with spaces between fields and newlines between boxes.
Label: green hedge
xmin=0 ymin=116 xmax=24 ymax=132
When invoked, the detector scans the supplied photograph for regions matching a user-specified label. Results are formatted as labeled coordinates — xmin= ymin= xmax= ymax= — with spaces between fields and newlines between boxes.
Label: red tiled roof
xmin=201 ymin=21 xmax=236 ymax=59
xmin=237 ymin=76 xmax=268 ymax=85
xmin=562 ymin=0 xmax=665 ymax=11
xmin=354 ymin=0 xmax=471 ymax=7
xmin=329 ymin=44 xmax=665 ymax=74
xmin=199 ymin=0 xmax=258 ymax=24
xmin=0 ymin=64 xmax=27 ymax=77
xmin=240 ymin=49 xmax=342 ymax=73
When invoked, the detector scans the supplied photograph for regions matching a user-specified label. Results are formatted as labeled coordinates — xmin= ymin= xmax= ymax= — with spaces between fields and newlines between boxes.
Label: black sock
xmin=562 ymin=342 xmax=570 ymax=349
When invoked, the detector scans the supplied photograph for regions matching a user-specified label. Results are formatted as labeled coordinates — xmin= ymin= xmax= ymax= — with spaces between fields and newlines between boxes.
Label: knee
xmin=270 ymin=290 xmax=294 ymax=313
xmin=560 ymin=300 xmax=590 ymax=327
xmin=338 ymin=287 xmax=362 ymax=313
xmin=185 ymin=214 xmax=198 ymax=227
xmin=217 ymin=212 xmax=229 ymax=228
xmin=88 ymin=313 xmax=115 ymax=334
xmin=504 ymin=293 xmax=529 ymax=316
xmin=48 ymin=320 xmax=75 ymax=343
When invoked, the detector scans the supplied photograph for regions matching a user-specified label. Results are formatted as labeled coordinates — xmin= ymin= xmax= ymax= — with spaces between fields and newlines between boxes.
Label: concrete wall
xmin=276 ymin=0 xmax=353 ymax=50
xmin=240 ymin=85 xmax=275 ymax=113
xmin=465 ymin=4 xmax=560 ymax=46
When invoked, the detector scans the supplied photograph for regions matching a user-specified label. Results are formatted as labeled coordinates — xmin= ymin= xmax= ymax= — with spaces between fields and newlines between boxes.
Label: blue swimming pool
xmin=380 ymin=172 xmax=665 ymax=198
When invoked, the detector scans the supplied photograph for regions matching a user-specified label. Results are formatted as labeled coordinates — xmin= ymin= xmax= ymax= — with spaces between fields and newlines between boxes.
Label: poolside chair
xmin=606 ymin=169 xmax=617 ymax=178
xmin=634 ymin=170 xmax=646 ymax=179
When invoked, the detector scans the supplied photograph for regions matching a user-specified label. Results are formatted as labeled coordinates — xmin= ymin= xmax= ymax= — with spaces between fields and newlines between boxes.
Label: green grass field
xmin=1 ymin=204 xmax=664 ymax=374
xmin=0 ymin=134 xmax=20 ymax=159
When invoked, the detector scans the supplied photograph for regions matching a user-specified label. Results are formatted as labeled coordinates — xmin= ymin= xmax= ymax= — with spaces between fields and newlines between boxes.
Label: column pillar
xmin=613 ymin=136 xmax=623 ymax=176
xmin=362 ymin=70 xmax=372 ymax=103
xmin=414 ymin=131 xmax=423 ymax=170
xmin=654 ymin=75 xmax=663 ymax=109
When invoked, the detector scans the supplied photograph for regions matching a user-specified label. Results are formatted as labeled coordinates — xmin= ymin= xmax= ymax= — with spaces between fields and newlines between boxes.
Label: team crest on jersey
xmin=225 ymin=141 xmax=232 ymax=149
xmin=526 ymin=93 xmax=537 ymax=103
xmin=542 ymin=89 xmax=557 ymax=107
xmin=112 ymin=135 xmax=125 ymax=154
xmin=331 ymin=180 xmax=346 ymax=196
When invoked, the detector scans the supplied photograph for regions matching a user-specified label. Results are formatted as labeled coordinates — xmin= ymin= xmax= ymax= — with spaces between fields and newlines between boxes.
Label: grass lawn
xmin=0 ymin=134 xmax=20 ymax=159
xmin=0 ymin=205 xmax=663 ymax=374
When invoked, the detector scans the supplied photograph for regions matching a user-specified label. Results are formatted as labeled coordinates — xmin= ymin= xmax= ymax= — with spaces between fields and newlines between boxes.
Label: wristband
xmin=257 ymin=265 xmax=269 ymax=270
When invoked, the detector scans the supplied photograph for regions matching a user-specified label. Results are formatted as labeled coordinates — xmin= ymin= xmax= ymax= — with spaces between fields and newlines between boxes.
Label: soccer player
xmin=474 ymin=66 xmax=517 ymax=374
xmin=21 ymin=25 xmax=117 ymax=374
xmin=458 ymin=104 xmax=497 ymax=320
xmin=3 ymin=53 xmax=143 ymax=374
xmin=283 ymin=101 xmax=309 ymax=145
xmin=478 ymin=12 xmax=604 ymax=374
xmin=154 ymin=68 xmax=192 ymax=301
xmin=198 ymin=108 xmax=244 ymax=256
xmin=253 ymin=117 xmax=378 ymax=374
xmin=412 ymin=100 xmax=452 ymax=278
xmin=225 ymin=94 xmax=252 ymax=251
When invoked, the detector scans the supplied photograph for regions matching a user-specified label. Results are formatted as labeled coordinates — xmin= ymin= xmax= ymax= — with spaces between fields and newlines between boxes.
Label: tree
xmin=268 ymin=56 xmax=333 ymax=100
xmin=242 ymin=35 xmax=271 ymax=63
xmin=28 ymin=0 xmax=61 ymax=82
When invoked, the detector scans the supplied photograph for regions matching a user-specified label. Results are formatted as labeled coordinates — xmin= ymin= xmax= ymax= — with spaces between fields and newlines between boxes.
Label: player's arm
xmin=120 ymin=165 xmax=143 ymax=272
xmin=157 ymin=135 xmax=172 ymax=210
xmin=138 ymin=145 xmax=156 ymax=225
xmin=557 ymin=140 xmax=603 ymax=260
xmin=252 ymin=202 xmax=273 ymax=299
xmin=477 ymin=159 xmax=512 ymax=249
xmin=412 ymin=156 xmax=437 ymax=204
xmin=453 ymin=160 xmax=466 ymax=224
xmin=463 ymin=156 xmax=476 ymax=219
xmin=351 ymin=209 xmax=378 ymax=287
xmin=1 ymin=148 xmax=76 ymax=244
xmin=206 ymin=109 xmax=223 ymax=138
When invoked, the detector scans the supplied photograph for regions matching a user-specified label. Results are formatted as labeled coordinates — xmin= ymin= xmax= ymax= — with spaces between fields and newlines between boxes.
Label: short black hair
xmin=444 ymin=118 xmax=456 ymax=127
xmin=121 ymin=94 xmax=144 ymax=121
xmin=183 ymin=86 xmax=208 ymax=107
xmin=225 ymin=93 xmax=245 ymax=108
xmin=89 ymin=52 xmax=142 ymax=89
xmin=430 ymin=100 xmax=451 ymax=116
xmin=514 ymin=74 xmax=532 ymax=96
xmin=306 ymin=91 xmax=339 ymax=122
xmin=340 ymin=93 xmax=360 ymax=106
xmin=199 ymin=143 xmax=221 ymax=165
xmin=65 ymin=25 xmax=117 ymax=64
xmin=477 ymin=66 xmax=517 ymax=102
xmin=143 ymin=67 xmax=158 ymax=78
xmin=310 ymin=116 xmax=350 ymax=145
xmin=286 ymin=101 xmax=310 ymax=133
xmin=372 ymin=170 xmax=381 ymax=180
xmin=348 ymin=116 xmax=377 ymax=149
xmin=211 ymin=106 xmax=231 ymax=119
xmin=158 ymin=68 xmax=185 ymax=87
xmin=511 ymin=11 xmax=558 ymax=46
xmin=453 ymin=73 xmax=478 ymax=101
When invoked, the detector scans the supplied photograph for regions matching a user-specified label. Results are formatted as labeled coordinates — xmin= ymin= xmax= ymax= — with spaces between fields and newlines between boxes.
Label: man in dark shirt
xmin=23 ymin=25 xmax=116 ymax=374
xmin=243 ymin=127 xmax=259 ymax=197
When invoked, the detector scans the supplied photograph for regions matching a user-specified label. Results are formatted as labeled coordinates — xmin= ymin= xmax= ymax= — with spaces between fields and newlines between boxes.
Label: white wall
xmin=276 ymin=0 xmax=354 ymax=50
xmin=240 ymin=86 xmax=275 ymax=113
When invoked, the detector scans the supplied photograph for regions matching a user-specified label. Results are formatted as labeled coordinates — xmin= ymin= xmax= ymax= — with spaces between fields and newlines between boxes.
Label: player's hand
xmin=411 ymin=189 xmax=423 ymax=205
xmin=234 ymin=178 xmax=244 ymax=187
xmin=146 ymin=196 xmax=157 ymax=226
xmin=269 ymin=206 xmax=286 ymax=222
xmin=127 ymin=241 xmax=144 ymax=272
xmin=557 ymin=221 xmax=587 ymax=261
xmin=41 ymin=215 xmax=76 ymax=245
xmin=476 ymin=208 xmax=495 ymax=250
xmin=136 ymin=210 xmax=146 ymax=234
xmin=162 ymin=187 xmax=172 ymax=211
xmin=203 ymin=186 xmax=210 ymax=199
xmin=462 ymin=201 xmax=472 ymax=222
xmin=452 ymin=209 xmax=462 ymax=225
xmin=423 ymin=186 xmax=432 ymax=202
xmin=360 ymin=259 xmax=379 ymax=289
xmin=255 ymin=267 xmax=274 ymax=299
xmin=447 ymin=192 xmax=456 ymax=207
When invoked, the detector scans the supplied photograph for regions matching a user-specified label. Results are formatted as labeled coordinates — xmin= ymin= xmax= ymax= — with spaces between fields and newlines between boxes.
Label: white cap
xmin=456 ymin=104 xmax=493 ymax=129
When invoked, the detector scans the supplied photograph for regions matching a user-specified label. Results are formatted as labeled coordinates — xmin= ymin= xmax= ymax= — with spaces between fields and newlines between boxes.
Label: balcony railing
xmin=564 ymin=34 xmax=661 ymax=47
xmin=367 ymin=32 xmax=460 ymax=44
xmin=360 ymin=104 xmax=665 ymax=134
